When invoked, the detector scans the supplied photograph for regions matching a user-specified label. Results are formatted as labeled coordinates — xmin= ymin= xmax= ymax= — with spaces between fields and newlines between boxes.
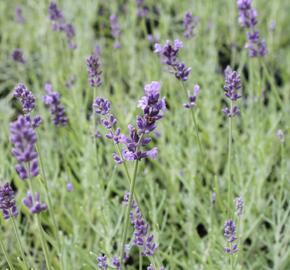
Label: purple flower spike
xmin=184 ymin=84 xmax=200 ymax=109
xmin=136 ymin=0 xmax=149 ymax=18
xmin=110 ymin=14 xmax=121 ymax=48
xmin=112 ymin=256 xmax=121 ymax=270
xmin=86 ymin=53 xmax=102 ymax=87
xmin=235 ymin=196 xmax=244 ymax=217
xmin=224 ymin=219 xmax=239 ymax=255
xmin=12 ymin=49 xmax=26 ymax=64
xmin=223 ymin=66 xmax=242 ymax=117
xmin=10 ymin=115 xmax=39 ymax=180
xmin=0 ymin=183 xmax=18 ymax=220
xmin=13 ymin=83 xmax=35 ymax=113
xmin=97 ymin=254 xmax=108 ymax=270
xmin=183 ymin=11 xmax=199 ymax=39
xmin=67 ymin=182 xmax=74 ymax=192
xmin=48 ymin=1 xmax=64 ymax=21
xmin=43 ymin=83 xmax=68 ymax=126
xmin=93 ymin=97 xmax=111 ymax=115
xmin=15 ymin=6 xmax=25 ymax=24
xmin=237 ymin=0 xmax=267 ymax=57
xmin=23 ymin=192 xmax=47 ymax=214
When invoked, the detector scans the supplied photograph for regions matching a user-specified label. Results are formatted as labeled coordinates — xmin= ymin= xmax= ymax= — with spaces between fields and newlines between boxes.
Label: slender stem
xmin=180 ymin=82 xmax=204 ymax=156
xmin=10 ymin=216 xmax=29 ymax=270
xmin=139 ymin=251 xmax=143 ymax=270
xmin=27 ymin=180 xmax=51 ymax=270
xmin=227 ymin=101 xmax=233 ymax=209
xmin=0 ymin=235 xmax=15 ymax=270
xmin=35 ymin=144 xmax=60 ymax=252
xmin=120 ymin=160 xmax=139 ymax=267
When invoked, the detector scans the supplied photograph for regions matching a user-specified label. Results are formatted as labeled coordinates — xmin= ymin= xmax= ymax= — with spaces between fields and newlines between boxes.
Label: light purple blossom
xmin=23 ymin=192 xmax=47 ymax=214
xmin=0 ymin=183 xmax=18 ymax=220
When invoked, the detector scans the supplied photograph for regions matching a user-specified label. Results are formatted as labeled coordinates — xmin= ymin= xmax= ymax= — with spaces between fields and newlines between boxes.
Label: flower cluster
xmin=154 ymin=40 xmax=191 ymax=81
xmin=110 ymin=14 xmax=122 ymax=49
xmin=97 ymin=254 xmax=120 ymax=270
xmin=13 ymin=83 xmax=35 ymax=113
xmin=235 ymin=196 xmax=244 ymax=217
xmin=15 ymin=6 xmax=25 ymax=24
xmin=123 ymin=192 xmax=158 ymax=257
xmin=10 ymin=115 xmax=39 ymax=180
xmin=224 ymin=220 xmax=239 ymax=254
xmin=0 ymin=183 xmax=18 ymax=220
xmin=42 ymin=83 xmax=68 ymax=126
xmin=94 ymin=81 xmax=165 ymax=164
xmin=11 ymin=49 xmax=26 ymax=64
xmin=86 ymin=51 xmax=102 ymax=87
xmin=136 ymin=0 xmax=149 ymax=18
xmin=48 ymin=1 xmax=76 ymax=49
xmin=222 ymin=66 xmax=242 ymax=117
xmin=183 ymin=11 xmax=199 ymax=39
xmin=237 ymin=0 xmax=266 ymax=57
xmin=23 ymin=192 xmax=47 ymax=214
xmin=183 ymin=84 xmax=200 ymax=109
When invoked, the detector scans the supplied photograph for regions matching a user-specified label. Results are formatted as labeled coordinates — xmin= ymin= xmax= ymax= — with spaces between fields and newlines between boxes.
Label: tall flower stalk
xmin=222 ymin=67 xmax=242 ymax=209
xmin=93 ymin=82 xmax=165 ymax=267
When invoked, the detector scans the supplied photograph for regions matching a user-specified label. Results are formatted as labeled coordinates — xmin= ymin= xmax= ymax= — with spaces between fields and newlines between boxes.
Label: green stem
xmin=139 ymin=251 xmax=143 ymax=270
xmin=0 ymin=236 xmax=15 ymax=270
xmin=227 ymin=101 xmax=233 ymax=210
xmin=27 ymin=180 xmax=51 ymax=270
xmin=11 ymin=216 xmax=29 ymax=270
xmin=120 ymin=160 xmax=139 ymax=267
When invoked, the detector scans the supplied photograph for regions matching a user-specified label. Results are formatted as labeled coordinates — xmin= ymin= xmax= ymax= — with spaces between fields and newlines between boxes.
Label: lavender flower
xmin=10 ymin=115 xmax=39 ymax=180
xmin=237 ymin=0 xmax=267 ymax=57
xmin=224 ymin=220 xmax=239 ymax=254
xmin=111 ymin=256 xmax=121 ymax=270
xmin=0 ymin=183 xmax=18 ymax=220
xmin=183 ymin=12 xmax=199 ymax=39
xmin=235 ymin=197 xmax=244 ymax=217
xmin=94 ymin=82 xmax=165 ymax=164
xmin=86 ymin=53 xmax=102 ymax=87
xmin=110 ymin=14 xmax=121 ymax=49
xmin=147 ymin=265 xmax=166 ymax=270
xmin=183 ymin=84 xmax=200 ymax=109
xmin=15 ymin=6 xmax=25 ymax=24
xmin=136 ymin=0 xmax=149 ymax=18
xmin=11 ymin=49 xmax=26 ymax=64
xmin=13 ymin=83 xmax=35 ymax=113
xmin=123 ymin=192 xmax=158 ymax=257
xmin=23 ymin=192 xmax=47 ymax=214
xmin=276 ymin=129 xmax=285 ymax=143
xmin=222 ymin=66 xmax=242 ymax=117
xmin=42 ymin=83 xmax=68 ymax=126
xmin=154 ymin=40 xmax=191 ymax=81
xmin=97 ymin=254 xmax=108 ymax=270
xmin=66 ymin=182 xmax=74 ymax=192
xmin=48 ymin=1 xmax=64 ymax=21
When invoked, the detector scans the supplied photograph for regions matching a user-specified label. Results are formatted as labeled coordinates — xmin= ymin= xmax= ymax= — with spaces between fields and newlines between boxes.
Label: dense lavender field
xmin=0 ymin=0 xmax=290 ymax=269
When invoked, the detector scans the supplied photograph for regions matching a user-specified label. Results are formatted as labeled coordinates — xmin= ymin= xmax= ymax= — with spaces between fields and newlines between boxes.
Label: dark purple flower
xmin=237 ymin=0 xmax=267 ymax=57
xmin=13 ymin=83 xmax=35 ymax=113
xmin=42 ymin=83 xmax=68 ymax=126
xmin=0 ymin=183 xmax=18 ymax=220
xmin=86 ymin=53 xmax=102 ymax=87
xmin=10 ymin=116 xmax=39 ymax=180
xmin=11 ymin=48 xmax=26 ymax=64
xmin=93 ymin=97 xmax=111 ymax=115
xmin=235 ymin=196 xmax=244 ymax=217
xmin=224 ymin=219 xmax=239 ymax=254
xmin=48 ymin=1 xmax=64 ymax=21
xmin=183 ymin=12 xmax=199 ymax=39
xmin=23 ymin=192 xmax=47 ymax=214
xmin=110 ymin=14 xmax=121 ymax=48
xmin=15 ymin=6 xmax=25 ymax=24
xmin=112 ymin=256 xmax=121 ymax=270
xmin=154 ymin=39 xmax=183 ymax=66
xmin=174 ymin=63 xmax=192 ymax=81
xmin=97 ymin=254 xmax=108 ymax=270
xmin=123 ymin=192 xmax=158 ymax=257
xmin=183 ymin=84 xmax=200 ymax=109
xmin=136 ymin=0 xmax=149 ymax=18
